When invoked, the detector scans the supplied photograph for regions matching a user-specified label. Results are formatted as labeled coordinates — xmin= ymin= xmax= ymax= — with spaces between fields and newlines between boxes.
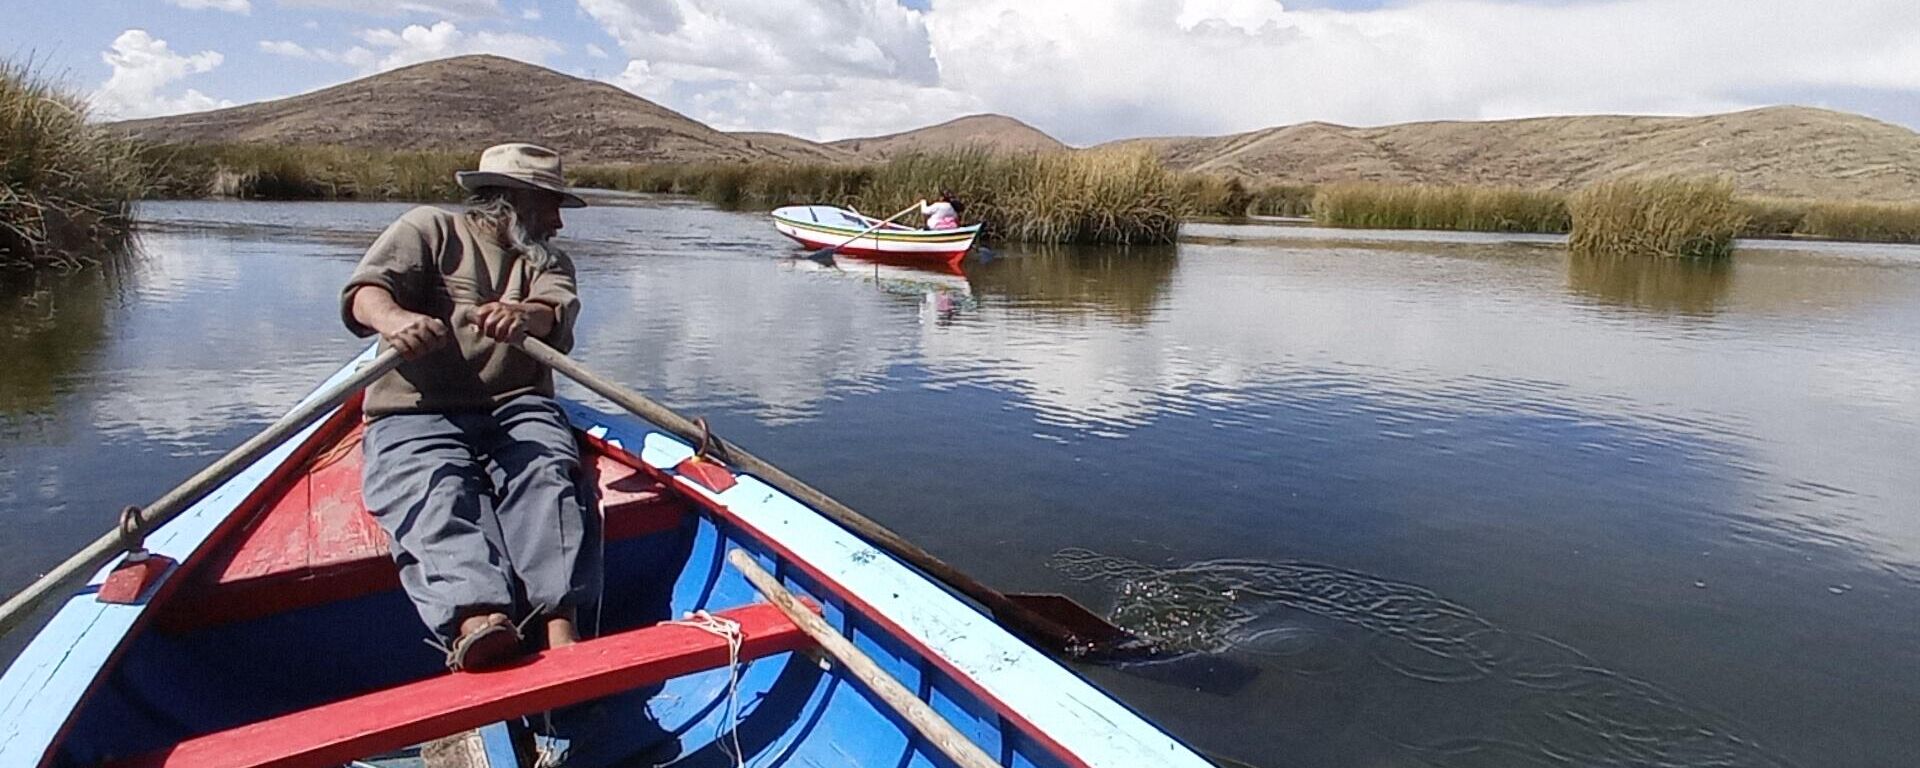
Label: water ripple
xmin=1051 ymin=548 xmax=1796 ymax=768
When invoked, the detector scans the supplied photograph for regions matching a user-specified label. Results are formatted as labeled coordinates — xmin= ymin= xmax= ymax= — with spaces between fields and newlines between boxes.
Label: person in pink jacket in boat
xmin=919 ymin=190 xmax=964 ymax=229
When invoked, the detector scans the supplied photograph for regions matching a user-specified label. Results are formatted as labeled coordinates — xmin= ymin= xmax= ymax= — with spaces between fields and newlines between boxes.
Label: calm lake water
xmin=4 ymin=198 xmax=1918 ymax=767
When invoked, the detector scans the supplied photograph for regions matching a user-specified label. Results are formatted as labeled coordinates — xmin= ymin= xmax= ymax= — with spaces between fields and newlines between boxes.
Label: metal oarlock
xmin=676 ymin=417 xmax=739 ymax=493
xmin=97 ymin=506 xmax=176 ymax=605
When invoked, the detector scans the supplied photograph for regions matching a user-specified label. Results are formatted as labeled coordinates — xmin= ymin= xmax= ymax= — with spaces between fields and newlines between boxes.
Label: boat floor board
xmin=106 ymin=602 xmax=814 ymax=768
xmin=160 ymin=448 xmax=691 ymax=633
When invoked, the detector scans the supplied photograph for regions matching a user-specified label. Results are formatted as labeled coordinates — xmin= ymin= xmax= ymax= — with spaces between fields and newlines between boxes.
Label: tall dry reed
xmin=580 ymin=150 xmax=1183 ymax=244
xmin=143 ymin=143 xmax=469 ymax=201
xmin=2 ymin=62 xmax=149 ymax=269
xmin=1250 ymin=183 xmax=1317 ymax=217
xmin=1314 ymin=183 xmax=1570 ymax=232
xmin=1177 ymin=174 xmax=1254 ymax=218
xmin=572 ymin=161 xmax=872 ymax=209
xmin=848 ymin=148 xmax=1182 ymax=244
xmin=1799 ymin=201 xmax=1920 ymax=243
xmin=1569 ymin=176 xmax=1746 ymax=259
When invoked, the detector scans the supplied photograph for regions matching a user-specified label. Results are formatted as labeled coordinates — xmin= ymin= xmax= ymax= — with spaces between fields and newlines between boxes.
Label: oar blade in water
xmin=1003 ymin=592 xmax=1157 ymax=661
xmin=1111 ymin=652 xmax=1265 ymax=697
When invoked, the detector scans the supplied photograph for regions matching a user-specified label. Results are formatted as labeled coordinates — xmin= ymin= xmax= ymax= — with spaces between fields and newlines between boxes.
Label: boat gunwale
xmin=582 ymin=432 xmax=1096 ymax=768
xmin=7 ymin=350 xmax=1209 ymax=768
xmin=771 ymin=207 xmax=982 ymax=242
xmin=575 ymin=411 xmax=1212 ymax=768
xmin=0 ymin=353 xmax=384 ymax=768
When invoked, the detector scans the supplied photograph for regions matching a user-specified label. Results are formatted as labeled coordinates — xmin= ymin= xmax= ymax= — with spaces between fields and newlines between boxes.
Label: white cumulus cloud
xmin=259 ymin=20 xmax=562 ymax=74
xmin=574 ymin=0 xmax=1920 ymax=144
xmin=579 ymin=0 xmax=973 ymax=139
xmin=279 ymin=0 xmax=501 ymax=18
xmin=257 ymin=39 xmax=375 ymax=68
xmin=258 ymin=39 xmax=317 ymax=58
xmin=355 ymin=20 xmax=564 ymax=71
xmin=920 ymin=0 xmax=1920 ymax=144
xmin=165 ymin=0 xmax=251 ymax=13
xmin=93 ymin=29 xmax=233 ymax=120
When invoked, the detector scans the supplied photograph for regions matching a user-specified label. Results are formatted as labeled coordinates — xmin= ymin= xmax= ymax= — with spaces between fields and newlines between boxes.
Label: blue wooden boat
xmin=0 ymin=348 xmax=1212 ymax=768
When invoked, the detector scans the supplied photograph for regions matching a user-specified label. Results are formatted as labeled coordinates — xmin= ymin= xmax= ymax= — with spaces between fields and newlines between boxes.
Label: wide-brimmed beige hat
xmin=455 ymin=143 xmax=587 ymax=208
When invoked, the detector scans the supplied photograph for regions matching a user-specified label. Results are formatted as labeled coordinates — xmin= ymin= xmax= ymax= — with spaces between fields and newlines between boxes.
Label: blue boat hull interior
xmin=50 ymin=404 xmax=1078 ymax=768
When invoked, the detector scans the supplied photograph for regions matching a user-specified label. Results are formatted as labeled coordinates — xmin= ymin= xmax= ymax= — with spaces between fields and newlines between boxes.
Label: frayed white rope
xmin=670 ymin=609 xmax=746 ymax=767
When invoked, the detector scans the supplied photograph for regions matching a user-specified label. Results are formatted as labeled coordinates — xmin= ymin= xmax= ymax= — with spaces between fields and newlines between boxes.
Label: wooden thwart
xmin=109 ymin=602 xmax=815 ymax=768
xmin=161 ymin=454 xmax=689 ymax=634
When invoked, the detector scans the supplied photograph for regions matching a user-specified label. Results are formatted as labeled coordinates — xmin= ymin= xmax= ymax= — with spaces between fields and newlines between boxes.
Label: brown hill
xmin=108 ymin=54 xmax=793 ymax=164
xmin=109 ymin=54 xmax=1920 ymax=200
xmin=1104 ymin=107 xmax=1920 ymax=201
xmin=730 ymin=132 xmax=858 ymax=163
xmin=830 ymin=114 xmax=1070 ymax=160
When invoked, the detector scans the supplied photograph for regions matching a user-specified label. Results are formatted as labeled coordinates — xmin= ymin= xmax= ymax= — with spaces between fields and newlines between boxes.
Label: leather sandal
xmin=445 ymin=615 xmax=523 ymax=671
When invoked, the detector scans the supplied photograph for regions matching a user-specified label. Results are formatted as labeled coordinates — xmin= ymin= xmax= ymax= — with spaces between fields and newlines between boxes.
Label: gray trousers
xmin=362 ymin=394 xmax=602 ymax=643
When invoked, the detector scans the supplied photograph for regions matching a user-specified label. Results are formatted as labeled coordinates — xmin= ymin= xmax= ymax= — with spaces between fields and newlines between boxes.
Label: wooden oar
xmin=728 ymin=549 xmax=1001 ymax=768
xmin=0 ymin=348 xmax=407 ymax=639
xmin=734 ymin=548 xmax=1264 ymax=768
xmin=513 ymin=336 xmax=1157 ymax=661
xmin=806 ymin=203 xmax=922 ymax=263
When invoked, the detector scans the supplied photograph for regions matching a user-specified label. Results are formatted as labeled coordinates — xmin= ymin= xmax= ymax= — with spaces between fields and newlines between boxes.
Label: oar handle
xmin=0 ymin=348 xmax=406 ymax=638
xmin=728 ymin=549 xmax=1001 ymax=768
xmin=850 ymin=203 xmax=923 ymax=242
xmin=513 ymin=337 xmax=1087 ymax=653
xmin=812 ymin=203 xmax=922 ymax=259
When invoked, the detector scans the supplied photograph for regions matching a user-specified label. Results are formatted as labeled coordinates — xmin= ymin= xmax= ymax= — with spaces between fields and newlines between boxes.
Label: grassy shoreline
xmin=2 ymin=63 xmax=150 ymax=269
xmin=141 ymin=144 xmax=1186 ymax=245
xmin=131 ymin=141 xmax=1920 ymax=248
xmin=1295 ymin=181 xmax=1919 ymax=245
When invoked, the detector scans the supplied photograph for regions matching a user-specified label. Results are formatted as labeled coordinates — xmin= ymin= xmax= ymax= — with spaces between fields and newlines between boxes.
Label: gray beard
xmin=469 ymin=199 xmax=561 ymax=269
xmin=509 ymin=223 xmax=560 ymax=270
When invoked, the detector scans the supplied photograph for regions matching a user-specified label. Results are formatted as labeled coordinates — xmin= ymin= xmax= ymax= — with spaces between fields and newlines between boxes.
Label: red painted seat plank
xmin=305 ymin=435 xmax=386 ymax=568
xmin=164 ymin=441 xmax=690 ymax=632
xmin=112 ymin=602 xmax=813 ymax=768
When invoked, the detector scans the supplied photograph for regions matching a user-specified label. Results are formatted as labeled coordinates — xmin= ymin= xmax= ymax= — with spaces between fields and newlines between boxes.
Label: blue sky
xmin=6 ymin=0 xmax=1918 ymax=145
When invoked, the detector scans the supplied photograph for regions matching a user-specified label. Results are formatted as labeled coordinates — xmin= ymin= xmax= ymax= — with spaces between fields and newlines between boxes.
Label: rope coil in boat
xmin=670 ymin=609 xmax=746 ymax=768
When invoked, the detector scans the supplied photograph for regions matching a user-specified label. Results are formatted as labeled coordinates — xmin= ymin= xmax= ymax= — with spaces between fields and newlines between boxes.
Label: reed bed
xmin=1250 ymin=183 xmax=1317 ymax=218
xmin=1300 ymin=178 xmax=1915 ymax=246
xmin=1167 ymin=176 xmax=1316 ymax=218
xmin=571 ymin=161 xmax=872 ymax=209
xmin=143 ymin=143 xmax=469 ymax=202
xmin=136 ymin=136 xmax=1919 ymax=249
xmin=142 ymin=143 xmax=1184 ymax=243
xmin=1800 ymin=200 xmax=1920 ymax=243
xmin=1313 ymin=183 xmax=1571 ymax=232
xmin=1736 ymin=197 xmax=1920 ymax=243
xmin=1176 ymin=174 xmax=1254 ymax=218
xmin=1733 ymin=197 xmax=1808 ymax=238
xmin=1569 ymin=176 xmax=1745 ymax=259
xmin=851 ymin=148 xmax=1182 ymax=244
xmin=581 ymin=150 xmax=1186 ymax=243
xmin=2 ymin=62 xmax=149 ymax=269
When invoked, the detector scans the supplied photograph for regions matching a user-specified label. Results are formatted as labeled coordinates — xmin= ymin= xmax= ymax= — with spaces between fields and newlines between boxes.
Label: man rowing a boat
xmin=341 ymin=142 xmax=599 ymax=672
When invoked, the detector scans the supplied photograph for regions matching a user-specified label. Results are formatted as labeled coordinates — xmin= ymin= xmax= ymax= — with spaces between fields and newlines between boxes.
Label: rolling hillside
xmin=109 ymin=55 xmax=788 ymax=164
xmin=1103 ymin=107 xmax=1920 ymax=201
xmin=111 ymin=54 xmax=1920 ymax=200
xmin=828 ymin=114 xmax=1069 ymax=160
